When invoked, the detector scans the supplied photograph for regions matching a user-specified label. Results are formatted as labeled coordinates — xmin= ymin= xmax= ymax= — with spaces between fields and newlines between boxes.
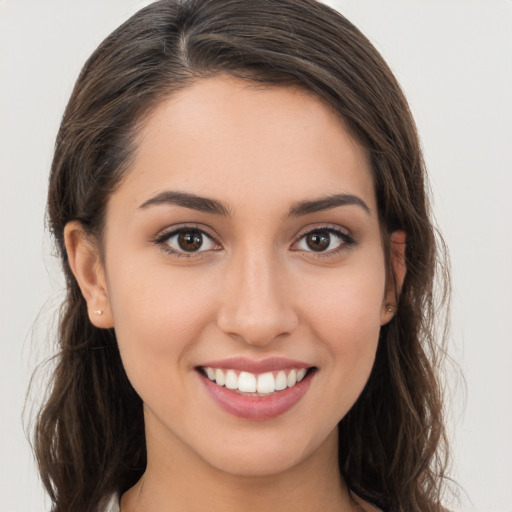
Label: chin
xmin=204 ymin=447 xmax=309 ymax=477
xmin=195 ymin=426 xmax=339 ymax=478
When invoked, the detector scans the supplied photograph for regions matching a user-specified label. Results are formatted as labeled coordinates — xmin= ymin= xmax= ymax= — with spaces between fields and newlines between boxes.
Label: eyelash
xmin=153 ymin=225 xmax=220 ymax=259
xmin=153 ymin=224 xmax=356 ymax=259
xmin=292 ymin=226 xmax=356 ymax=259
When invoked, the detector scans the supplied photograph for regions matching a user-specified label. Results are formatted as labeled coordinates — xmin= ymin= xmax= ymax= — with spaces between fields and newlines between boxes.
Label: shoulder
xmin=351 ymin=491 xmax=385 ymax=512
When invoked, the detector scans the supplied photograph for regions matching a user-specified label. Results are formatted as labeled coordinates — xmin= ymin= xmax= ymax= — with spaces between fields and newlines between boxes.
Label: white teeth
xmin=257 ymin=372 xmax=275 ymax=394
xmin=215 ymin=368 xmax=225 ymax=386
xmin=203 ymin=367 xmax=309 ymax=394
xmin=275 ymin=370 xmax=288 ymax=391
xmin=238 ymin=371 xmax=257 ymax=392
xmin=225 ymin=369 xmax=238 ymax=390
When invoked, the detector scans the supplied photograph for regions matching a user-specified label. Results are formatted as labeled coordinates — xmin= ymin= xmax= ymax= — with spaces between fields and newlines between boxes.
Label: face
xmin=69 ymin=76 xmax=400 ymax=477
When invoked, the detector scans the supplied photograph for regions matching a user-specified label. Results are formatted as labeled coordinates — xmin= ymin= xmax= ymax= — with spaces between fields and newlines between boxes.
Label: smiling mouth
xmin=198 ymin=366 xmax=316 ymax=396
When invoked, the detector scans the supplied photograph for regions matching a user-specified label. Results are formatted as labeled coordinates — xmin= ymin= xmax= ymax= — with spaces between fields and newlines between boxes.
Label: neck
xmin=122 ymin=418 xmax=358 ymax=512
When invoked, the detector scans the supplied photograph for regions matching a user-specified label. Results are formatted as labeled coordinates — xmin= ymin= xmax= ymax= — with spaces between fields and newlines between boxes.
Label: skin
xmin=65 ymin=75 xmax=405 ymax=512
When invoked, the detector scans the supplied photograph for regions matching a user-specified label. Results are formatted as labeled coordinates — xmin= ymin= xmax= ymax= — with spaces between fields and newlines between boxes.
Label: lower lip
xmin=199 ymin=370 xmax=314 ymax=421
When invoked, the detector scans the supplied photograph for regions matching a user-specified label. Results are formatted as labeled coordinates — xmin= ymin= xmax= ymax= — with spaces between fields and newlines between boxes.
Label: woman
xmin=34 ymin=0 xmax=450 ymax=510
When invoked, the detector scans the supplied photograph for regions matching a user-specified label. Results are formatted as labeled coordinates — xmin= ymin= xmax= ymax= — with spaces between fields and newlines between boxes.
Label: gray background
xmin=1 ymin=1 xmax=511 ymax=510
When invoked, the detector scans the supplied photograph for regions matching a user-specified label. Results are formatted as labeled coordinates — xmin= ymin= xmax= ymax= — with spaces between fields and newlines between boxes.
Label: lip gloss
xmin=199 ymin=370 xmax=314 ymax=421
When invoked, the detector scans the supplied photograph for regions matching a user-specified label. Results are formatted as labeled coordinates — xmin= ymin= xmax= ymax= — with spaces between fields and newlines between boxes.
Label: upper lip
xmin=197 ymin=357 xmax=313 ymax=373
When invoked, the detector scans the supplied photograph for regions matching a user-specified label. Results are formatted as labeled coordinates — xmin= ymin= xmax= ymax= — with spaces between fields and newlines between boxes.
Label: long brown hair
xmin=35 ymin=1 xmax=451 ymax=510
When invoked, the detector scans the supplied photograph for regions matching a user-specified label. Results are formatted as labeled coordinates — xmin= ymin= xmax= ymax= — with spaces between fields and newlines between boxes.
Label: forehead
xmin=115 ymin=75 xmax=376 ymax=215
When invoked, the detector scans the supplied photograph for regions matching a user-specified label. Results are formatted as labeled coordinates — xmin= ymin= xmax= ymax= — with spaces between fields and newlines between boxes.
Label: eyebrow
xmin=138 ymin=190 xmax=370 ymax=217
xmin=288 ymin=193 xmax=371 ymax=216
xmin=138 ymin=191 xmax=231 ymax=216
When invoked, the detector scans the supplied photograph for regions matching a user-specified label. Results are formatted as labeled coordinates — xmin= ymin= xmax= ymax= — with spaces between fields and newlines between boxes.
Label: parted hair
xmin=35 ymin=1 xmax=451 ymax=510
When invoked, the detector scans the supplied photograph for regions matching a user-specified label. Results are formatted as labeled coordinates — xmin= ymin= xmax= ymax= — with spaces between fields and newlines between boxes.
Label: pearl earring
xmin=94 ymin=309 xmax=104 ymax=316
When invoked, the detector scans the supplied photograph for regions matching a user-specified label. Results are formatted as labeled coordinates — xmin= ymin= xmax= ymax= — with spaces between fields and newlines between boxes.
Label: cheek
xmin=298 ymin=263 xmax=385 ymax=381
xmin=301 ymin=261 xmax=386 ymax=335
xmin=308 ymin=286 xmax=382 ymax=421
xmin=105 ymin=258 xmax=217 ymax=380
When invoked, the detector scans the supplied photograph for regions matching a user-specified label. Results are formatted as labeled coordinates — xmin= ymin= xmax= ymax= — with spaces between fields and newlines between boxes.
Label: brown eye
xmin=305 ymin=232 xmax=331 ymax=252
xmin=177 ymin=231 xmax=203 ymax=252
xmin=294 ymin=227 xmax=353 ymax=255
xmin=162 ymin=228 xmax=218 ymax=254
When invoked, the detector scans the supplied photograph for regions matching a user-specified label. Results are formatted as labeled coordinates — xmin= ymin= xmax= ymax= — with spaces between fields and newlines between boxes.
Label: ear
xmin=381 ymin=230 xmax=407 ymax=325
xmin=64 ymin=221 xmax=114 ymax=328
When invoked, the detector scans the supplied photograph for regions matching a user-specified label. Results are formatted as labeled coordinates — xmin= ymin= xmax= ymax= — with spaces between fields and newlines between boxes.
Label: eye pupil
xmin=306 ymin=232 xmax=330 ymax=251
xmin=178 ymin=231 xmax=203 ymax=251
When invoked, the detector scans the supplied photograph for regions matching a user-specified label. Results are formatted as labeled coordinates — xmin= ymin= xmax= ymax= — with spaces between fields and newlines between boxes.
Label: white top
xmin=100 ymin=493 xmax=120 ymax=512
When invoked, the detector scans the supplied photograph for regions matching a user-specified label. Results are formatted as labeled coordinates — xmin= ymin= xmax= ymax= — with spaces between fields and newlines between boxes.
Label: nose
xmin=216 ymin=248 xmax=298 ymax=346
